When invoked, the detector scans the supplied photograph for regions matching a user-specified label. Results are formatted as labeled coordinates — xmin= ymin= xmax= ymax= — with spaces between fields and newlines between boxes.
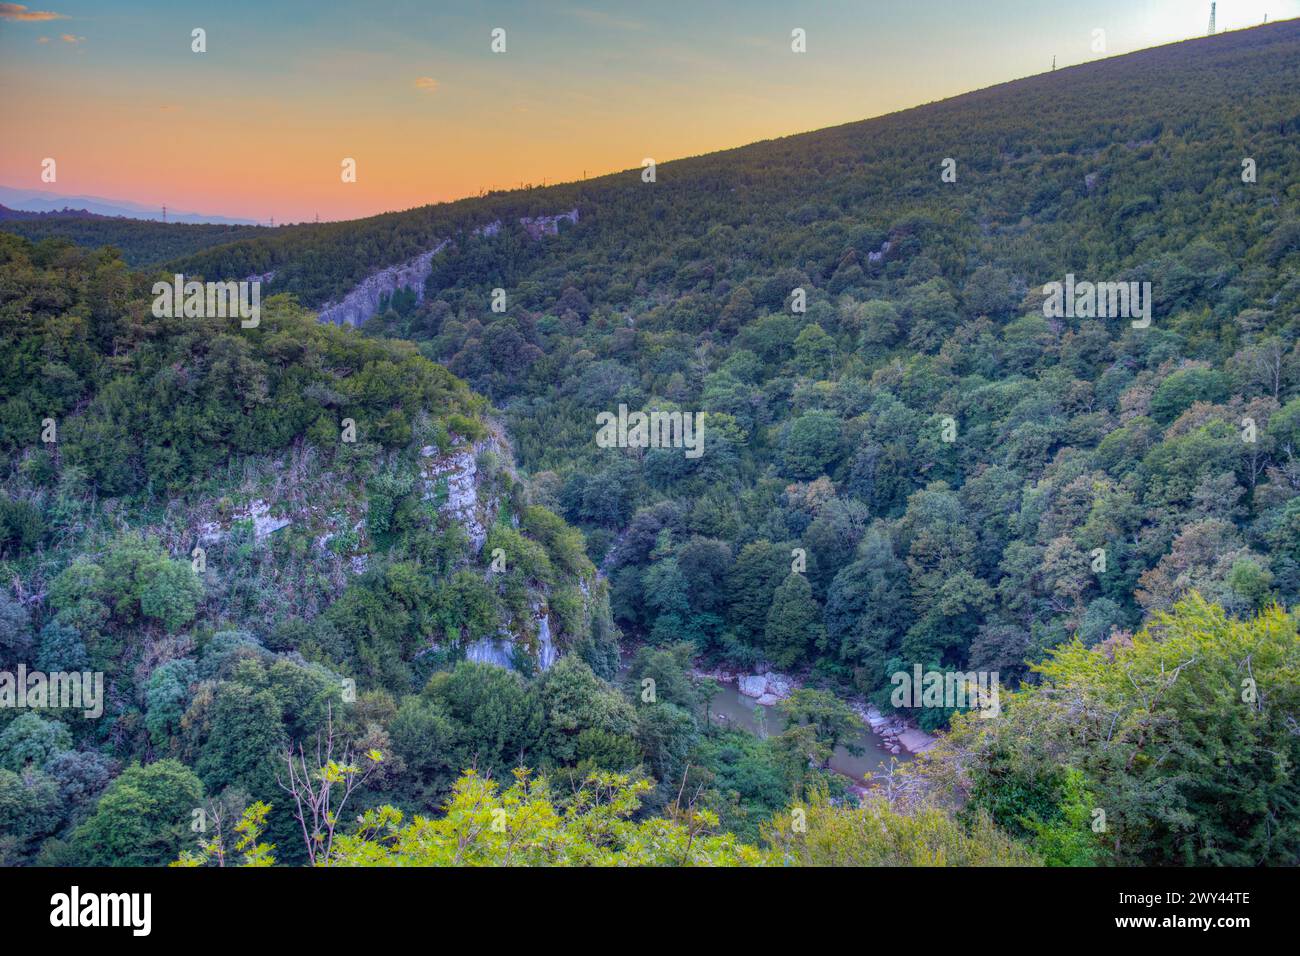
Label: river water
xmin=706 ymin=680 xmax=909 ymax=786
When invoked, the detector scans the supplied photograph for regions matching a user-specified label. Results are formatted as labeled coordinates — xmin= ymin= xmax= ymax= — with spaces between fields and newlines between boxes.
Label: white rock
xmin=422 ymin=445 xmax=488 ymax=551
xmin=536 ymin=611 xmax=558 ymax=671
xmin=318 ymin=241 xmax=449 ymax=327
xmin=245 ymin=499 xmax=291 ymax=539
xmin=464 ymin=638 xmax=515 ymax=669
xmin=197 ymin=498 xmax=289 ymax=544
xmin=763 ymin=671 xmax=795 ymax=698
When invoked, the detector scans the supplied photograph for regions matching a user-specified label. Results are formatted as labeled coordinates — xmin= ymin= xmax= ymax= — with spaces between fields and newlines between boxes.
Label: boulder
xmin=737 ymin=670 xmax=797 ymax=702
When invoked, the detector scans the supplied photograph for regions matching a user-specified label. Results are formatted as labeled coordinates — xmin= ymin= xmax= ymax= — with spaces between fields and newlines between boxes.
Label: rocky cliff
xmin=317 ymin=241 xmax=450 ymax=327
xmin=317 ymin=209 xmax=579 ymax=328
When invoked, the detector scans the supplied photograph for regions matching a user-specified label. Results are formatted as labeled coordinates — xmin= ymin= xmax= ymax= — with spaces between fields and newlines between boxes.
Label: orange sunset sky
xmin=2 ymin=0 xmax=1294 ymax=223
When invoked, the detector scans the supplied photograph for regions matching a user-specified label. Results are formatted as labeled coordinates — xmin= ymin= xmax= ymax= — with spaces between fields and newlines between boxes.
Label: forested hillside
xmin=0 ymin=234 xmax=627 ymax=863
xmin=157 ymin=21 xmax=1300 ymax=713
xmin=2 ymin=20 xmax=1299 ymax=868
xmin=0 ymin=214 xmax=266 ymax=269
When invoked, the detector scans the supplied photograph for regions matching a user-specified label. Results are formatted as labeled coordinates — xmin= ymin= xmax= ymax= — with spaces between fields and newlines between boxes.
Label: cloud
xmin=567 ymin=6 xmax=646 ymax=32
xmin=59 ymin=32 xmax=82 ymax=43
xmin=0 ymin=3 xmax=67 ymax=21
xmin=414 ymin=76 xmax=438 ymax=92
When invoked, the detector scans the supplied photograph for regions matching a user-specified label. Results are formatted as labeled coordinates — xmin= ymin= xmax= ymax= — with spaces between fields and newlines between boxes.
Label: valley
xmin=2 ymin=17 xmax=1299 ymax=869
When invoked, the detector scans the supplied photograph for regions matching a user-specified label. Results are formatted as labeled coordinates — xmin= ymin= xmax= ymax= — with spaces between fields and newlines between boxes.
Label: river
xmin=705 ymin=680 xmax=909 ymax=786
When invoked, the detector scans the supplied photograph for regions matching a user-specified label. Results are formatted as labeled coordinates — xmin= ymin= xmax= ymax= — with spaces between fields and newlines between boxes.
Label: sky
xmin=1 ymin=0 xmax=1296 ymax=223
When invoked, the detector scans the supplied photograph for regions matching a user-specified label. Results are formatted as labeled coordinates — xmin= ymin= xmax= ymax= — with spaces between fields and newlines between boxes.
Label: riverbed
xmin=706 ymin=680 xmax=909 ymax=786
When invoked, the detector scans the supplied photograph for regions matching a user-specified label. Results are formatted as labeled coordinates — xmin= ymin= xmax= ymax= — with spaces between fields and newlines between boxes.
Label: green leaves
xmin=330 ymin=769 xmax=770 ymax=867
xmin=933 ymin=595 xmax=1300 ymax=866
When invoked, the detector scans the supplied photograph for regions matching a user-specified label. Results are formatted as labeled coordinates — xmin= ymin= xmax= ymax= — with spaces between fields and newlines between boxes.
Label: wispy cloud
xmin=414 ymin=76 xmax=438 ymax=92
xmin=0 ymin=3 xmax=67 ymax=21
xmin=59 ymin=32 xmax=82 ymax=44
xmin=567 ymin=6 xmax=646 ymax=32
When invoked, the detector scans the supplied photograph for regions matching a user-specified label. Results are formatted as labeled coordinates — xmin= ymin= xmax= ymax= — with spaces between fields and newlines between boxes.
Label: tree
xmin=1149 ymin=367 xmax=1230 ymax=424
xmin=926 ymin=596 xmax=1300 ymax=866
xmin=776 ymin=689 xmax=861 ymax=768
xmin=535 ymin=656 xmax=637 ymax=765
xmin=794 ymin=323 xmax=836 ymax=377
xmin=727 ymin=540 xmax=789 ymax=643
xmin=331 ymin=769 xmax=770 ymax=866
xmin=173 ymin=799 xmax=275 ymax=868
xmin=0 ymin=713 xmax=71 ymax=772
xmin=764 ymin=573 xmax=823 ymax=669
xmin=0 ymin=768 xmax=62 ymax=863
xmin=140 ymin=558 xmax=203 ymax=631
xmin=783 ymin=411 xmax=842 ymax=479
xmin=824 ymin=528 xmax=910 ymax=690
xmin=71 ymin=760 xmax=204 ymax=866
xmin=635 ymin=702 xmax=699 ymax=791
xmin=857 ymin=299 xmax=902 ymax=346
xmin=0 ymin=590 xmax=31 ymax=660
xmin=424 ymin=661 xmax=542 ymax=776
xmin=764 ymin=789 xmax=1037 ymax=866
xmin=277 ymin=706 xmax=382 ymax=867
xmin=144 ymin=658 xmax=197 ymax=747
xmin=194 ymin=681 xmax=284 ymax=798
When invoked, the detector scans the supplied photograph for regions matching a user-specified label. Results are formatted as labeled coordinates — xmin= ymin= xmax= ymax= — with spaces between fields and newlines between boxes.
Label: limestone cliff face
xmin=465 ymin=603 xmax=559 ymax=671
xmin=186 ymin=426 xmax=604 ymax=675
xmin=317 ymin=241 xmax=449 ymax=327
xmin=316 ymin=209 xmax=579 ymax=328
xmin=418 ymin=432 xmax=508 ymax=555
xmin=418 ymin=429 xmax=602 ymax=673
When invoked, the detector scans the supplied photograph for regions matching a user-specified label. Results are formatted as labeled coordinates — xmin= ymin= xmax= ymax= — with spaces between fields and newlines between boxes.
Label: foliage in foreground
xmin=184 ymin=767 xmax=1040 ymax=868
xmin=327 ymin=769 xmax=771 ymax=867
xmin=922 ymin=594 xmax=1300 ymax=866
xmin=765 ymin=789 xmax=1039 ymax=866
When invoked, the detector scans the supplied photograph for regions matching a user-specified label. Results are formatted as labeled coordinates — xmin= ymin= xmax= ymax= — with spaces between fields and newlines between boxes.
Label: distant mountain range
xmin=0 ymin=186 xmax=257 ymax=225
xmin=0 ymin=203 xmax=106 ymax=221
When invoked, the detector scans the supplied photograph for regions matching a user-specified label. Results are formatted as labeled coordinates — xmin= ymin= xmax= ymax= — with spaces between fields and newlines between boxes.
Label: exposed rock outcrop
xmin=419 ymin=437 xmax=498 ymax=553
xmin=519 ymin=210 xmax=579 ymax=239
xmin=197 ymin=498 xmax=291 ymax=544
xmin=855 ymin=703 xmax=937 ymax=754
xmin=462 ymin=606 xmax=559 ymax=672
xmin=464 ymin=636 xmax=517 ymax=669
xmin=417 ymin=429 xmax=593 ymax=673
xmin=735 ymin=671 xmax=796 ymax=706
xmin=317 ymin=241 xmax=449 ymax=327
xmin=316 ymin=209 xmax=578 ymax=328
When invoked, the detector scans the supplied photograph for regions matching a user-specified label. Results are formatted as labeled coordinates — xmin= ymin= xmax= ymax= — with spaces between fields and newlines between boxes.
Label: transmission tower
xmin=161 ymin=204 xmax=167 ymax=223
xmin=1208 ymin=2 xmax=1216 ymax=35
